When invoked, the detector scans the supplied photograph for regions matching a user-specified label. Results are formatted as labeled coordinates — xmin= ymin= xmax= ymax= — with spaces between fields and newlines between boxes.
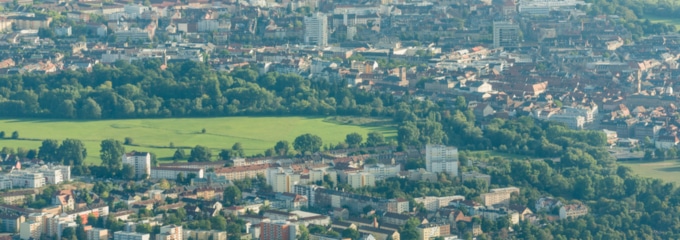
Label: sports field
xmin=620 ymin=160 xmax=680 ymax=184
xmin=0 ymin=116 xmax=396 ymax=164
xmin=644 ymin=14 xmax=680 ymax=29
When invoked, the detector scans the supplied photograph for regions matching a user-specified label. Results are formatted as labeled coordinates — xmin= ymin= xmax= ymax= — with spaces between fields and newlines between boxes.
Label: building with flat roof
xmin=123 ymin=151 xmax=151 ymax=179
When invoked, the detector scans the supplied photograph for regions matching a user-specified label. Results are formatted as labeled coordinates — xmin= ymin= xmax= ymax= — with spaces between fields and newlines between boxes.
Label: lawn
xmin=644 ymin=14 xmax=680 ymax=29
xmin=620 ymin=160 xmax=680 ymax=184
xmin=0 ymin=116 xmax=396 ymax=164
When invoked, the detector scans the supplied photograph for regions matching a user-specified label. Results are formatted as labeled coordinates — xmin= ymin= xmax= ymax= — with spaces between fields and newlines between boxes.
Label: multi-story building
xmin=156 ymin=225 xmax=182 ymax=240
xmin=0 ymin=214 xmax=24 ymax=233
xmin=150 ymin=167 xmax=204 ymax=180
xmin=114 ymin=28 xmax=151 ymax=43
xmin=9 ymin=15 xmax=52 ymax=30
xmin=87 ymin=228 xmax=109 ymax=240
xmin=493 ymin=21 xmax=520 ymax=48
xmin=559 ymin=204 xmax=588 ymax=220
xmin=260 ymin=220 xmax=296 ymax=240
xmin=182 ymin=229 xmax=227 ymax=240
xmin=294 ymin=184 xmax=322 ymax=207
xmin=304 ymin=12 xmax=328 ymax=47
xmin=414 ymin=195 xmax=465 ymax=212
xmin=8 ymin=172 xmax=44 ymax=189
xmin=0 ymin=190 xmax=36 ymax=205
xmin=425 ymin=144 xmax=459 ymax=177
xmin=114 ymin=231 xmax=150 ymax=240
xmin=461 ymin=171 xmax=491 ymax=186
xmin=386 ymin=199 xmax=410 ymax=214
xmin=417 ymin=223 xmax=450 ymax=240
xmin=19 ymin=221 xmax=41 ymax=240
xmin=214 ymin=164 xmax=270 ymax=181
xmin=362 ymin=164 xmax=401 ymax=180
xmin=481 ymin=187 xmax=520 ymax=207
xmin=347 ymin=172 xmax=376 ymax=188
xmin=267 ymin=167 xmax=301 ymax=193
xmin=122 ymin=151 xmax=151 ymax=179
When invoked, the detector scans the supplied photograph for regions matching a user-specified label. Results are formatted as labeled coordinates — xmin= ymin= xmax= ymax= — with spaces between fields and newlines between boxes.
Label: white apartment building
xmin=363 ymin=164 xmax=400 ymax=180
xmin=347 ymin=172 xmax=376 ymax=188
xmin=481 ymin=187 xmax=520 ymax=207
xmin=156 ymin=225 xmax=183 ymax=240
xmin=266 ymin=167 xmax=301 ymax=193
xmin=114 ymin=231 xmax=150 ymax=240
xmin=19 ymin=221 xmax=41 ymax=240
xmin=87 ymin=228 xmax=109 ymax=240
xmin=9 ymin=172 xmax=44 ymax=189
xmin=425 ymin=144 xmax=459 ymax=177
xmin=304 ymin=12 xmax=328 ymax=47
xmin=414 ymin=195 xmax=466 ymax=212
xmin=123 ymin=151 xmax=151 ymax=179
xmin=150 ymin=167 xmax=204 ymax=180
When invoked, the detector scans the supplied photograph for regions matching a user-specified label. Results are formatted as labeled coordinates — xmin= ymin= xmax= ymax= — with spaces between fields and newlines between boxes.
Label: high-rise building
xmin=347 ymin=172 xmax=376 ymax=188
xmin=156 ymin=225 xmax=182 ymax=240
xmin=425 ymin=144 xmax=459 ymax=176
xmin=87 ymin=228 xmax=109 ymax=240
xmin=122 ymin=151 xmax=151 ymax=179
xmin=114 ymin=231 xmax=150 ymax=240
xmin=493 ymin=21 xmax=520 ymax=48
xmin=304 ymin=12 xmax=328 ymax=47
xmin=260 ymin=221 xmax=296 ymax=240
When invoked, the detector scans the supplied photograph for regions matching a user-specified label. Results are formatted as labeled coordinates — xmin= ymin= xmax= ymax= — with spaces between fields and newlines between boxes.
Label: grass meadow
xmin=620 ymin=160 xmax=680 ymax=184
xmin=0 ymin=116 xmax=396 ymax=164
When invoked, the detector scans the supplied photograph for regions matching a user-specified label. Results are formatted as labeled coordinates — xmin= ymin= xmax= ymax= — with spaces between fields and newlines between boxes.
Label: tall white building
xmin=267 ymin=167 xmax=301 ymax=193
xmin=114 ymin=231 xmax=150 ymax=240
xmin=122 ymin=151 xmax=151 ymax=179
xmin=493 ymin=21 xmax=520 ymax=48
xmin=156 ymin=225 xmax=183 ymax=240
xmin=347 ymin=172 xmax=376 ymax=188
xmin=304 ymin=12 xmax=328 ymax=47
xmin=425 ymin=144 xmax=459 ymax=177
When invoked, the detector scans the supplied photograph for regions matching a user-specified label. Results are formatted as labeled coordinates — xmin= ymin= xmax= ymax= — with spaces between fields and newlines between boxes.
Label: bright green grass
xmin=620 ymin=160 xmax=680 ymax=184
xmin=0 ymin=117 xmax=396 ymax=165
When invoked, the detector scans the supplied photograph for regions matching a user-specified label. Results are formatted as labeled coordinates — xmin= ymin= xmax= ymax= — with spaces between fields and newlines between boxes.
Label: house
xmin=381 ymin=212 xmax=412 ymax=226
xmin=52 ymin=190 xmax=75 ymax=212
xmin=559 ymin=204 xmax=588 ymax=219
xmin=535 ymin=197 xmax=562 ymax=212
xmin=509 ymin=205 xmax=534 ymax=221
xmin=472 ymin=103 xmax=495 ymax=120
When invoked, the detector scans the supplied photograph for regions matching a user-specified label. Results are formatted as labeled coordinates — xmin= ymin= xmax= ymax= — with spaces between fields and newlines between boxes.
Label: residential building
xmin=535 ymin=197 xmax=562 ymax=212
xmin=363 ymin=164 xmax=401 ymax=180
xmin=150 ymin=167 xmax=204 ymax=180
xmin=481 ymin=187 xmax=520 ymax=207
xmin=9 ymin=15 xmax=52 ymax=30
xmin=156 ymin=225 xmax=182 ymax=240
xmin=0 ymin=214 xmax=24 ymax=233
xmin=304 ymin=12 xmax=328 ymax=46
xmin=417 ymin=223 xmax=450 ymax=240
xmin=260 ymin=220 xmax=296 ymax=240
xmin=114 ymin=231 xmax=150 ymax=240
xmin=122 ymin=151 xmax=151 ymax=179
xmin=214 ymin=164 xmax=270 ymax=181
xmin=425 ymin=144 xmax=459 ymax=177
xmin=115 ymin=28 xmax=151 ymax=43
xmin=461 ymin=171 xmax=491 ymax=186
xmin=0 ymin=190 xmax=36 ymax=205
xmin=386 ymin=199 xmax=410 ymax=214
xmin=7 ymin=171 xmax=44 ymax=189
xmin=294 ymin=184 xmax=322 ymax=207
xmin=493 ymin=21 xmax=520 ymax=48
xmin=19 ymin=221 xmax=41 ymax=240
xmin=86 ymin=228 xmax=109 ymax=240
xmin=415 ymin=195 xmax=466 ymax=212
xmin=267 ymin=168 xmax=301 ymax=193
xmin=182 ymin=229 xmax=226 ymax=240
xmin=348 ymin=172 xmax=376 ymax=188
xmin=559 ymin=204 xmax=588 ymax=220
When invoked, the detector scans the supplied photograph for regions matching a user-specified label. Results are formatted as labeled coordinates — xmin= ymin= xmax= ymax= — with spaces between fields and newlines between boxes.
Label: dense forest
xmin=0 ymin=60 xmax=395 ymax=119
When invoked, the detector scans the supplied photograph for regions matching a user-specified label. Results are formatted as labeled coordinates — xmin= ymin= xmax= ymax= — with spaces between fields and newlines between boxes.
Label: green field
xmin=0 ymin=116 xmax=396 ymax=164
xmin=644 ymin=14 xmax=680 ymax=29
xmin=620 ymin=160 xmax=680 ymax=184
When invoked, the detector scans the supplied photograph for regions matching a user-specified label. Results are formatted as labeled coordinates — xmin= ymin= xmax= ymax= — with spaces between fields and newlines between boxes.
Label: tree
xmin=121 ymin=164 xmax=135 ymax=180
xmin=231 ymin=142 xmax=244 ymax=157
xmin=100 ymin=139 xmax=125 ymax=172
xmin=173 ymin=149 xmax=186 ymax=160
xmin=11 ymin=131 xmax=18 ymax=139
xmin=58 ymin=139 xmax=87 ymax=166
xmin=38 ymin=139 xmax=60 ymax=163
xmin=341 ymin=228 xmax=360 ymax=240
xmin=79 ymin=98 xmax=102 ymax=119
xmin=136 ymin=223 xmax=152 ymax=233
xmin=366 ymin=131 xmax=386 ymax=147
xmin=223 ymin=185 xmax=242 ymax=206
xmin=62 ymin=227 xmax=76 ymax=240
xmin=294 ymin=134 xmax=323 ymax=154
xmin=345 ymin=132 xmax=363 ymax=148
xmin=124 ymin=137 xmax=134 ymax=145
xmin=219 ymin=149 xmax=232 ymax=161
xmin=298 ymin=224 xmax=310 ymax=240
xmin=177 ymin=173 xmax=186 ymax=184
xmin=274 ymin=140 xmax=290 ymax=156
xmin=159 ymin=179 xmax=171 ymax=190
xmin=189 ymin=145 xmax=212 ymax=162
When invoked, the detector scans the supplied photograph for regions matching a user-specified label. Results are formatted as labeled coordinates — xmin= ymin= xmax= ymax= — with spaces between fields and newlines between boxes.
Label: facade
xmin=19 ymin=221 xmax=41 ymax=240
xmin=0 ymin=214 xmax=24 ymax=233
xmin=461 ymin=171 xmax=491 ymax=186
xmin=156 ymin=225 xmax=182 ymax=240
xmin=122 ymin=151 xmax=151 ymax=179
xmin=417 ymin=223 xmax=449 ymax=240
xmin=559 ymin=204 xmax=588 ymax=220
xmin=214 ymin=164 xmax=269 ymax=181
xmin=114 ymin=231 xmax=150 ymax=240
xmin=481 ymin=187 xmax=520 ymax=207
xmin=150 ymin=167 xmax=204 ymax=180
xmin=8 ymin=172 xmax=44 ymax=189
xmin=304 ymin=12 xmax=328 ymax=46
xmin=493 ymin=21 xmax=520 ymax=48
xmin=182 ymin=229 xmax=227 ymax=240
xmin=348 ymin=172 xmax=376 ymax=188
xmin=260 ymin=220 xmax=296 ymax=240
xmin=267 ymin=168 xmax=301 ymax=193
xmin=87 ymin=228 xmax=109 ymax=240
xmin=386 ymin=199 xmax=410 ymax=214
xmin=9 ymin=15 xmax=53 ymax=30
xmin=362 ymin=164 xmax=400 ymax=180
xmin=414 ymin=195 xmax=465 ymax=212
xmin=425 ymin=144 xmax=459 ymax=177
